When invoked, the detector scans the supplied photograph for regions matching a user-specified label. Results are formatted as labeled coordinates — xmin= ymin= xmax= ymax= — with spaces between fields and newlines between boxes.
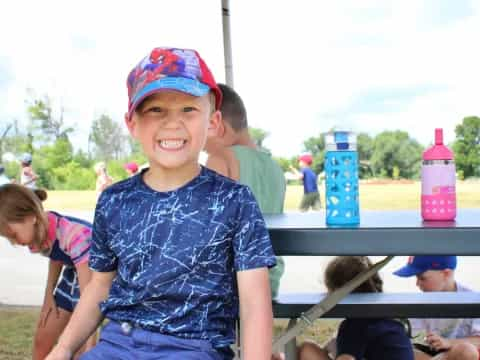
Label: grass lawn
xmin=0 ymin=306 xmax=38 ymax=360
xmin=2 ymin=180 xmax=478 ymax=357
xmin=44 ymin=180 xmax=480 ymax=211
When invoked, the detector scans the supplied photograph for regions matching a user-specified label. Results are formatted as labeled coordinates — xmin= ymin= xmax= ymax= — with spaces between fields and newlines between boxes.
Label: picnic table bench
xmin=265 ymin=209 xmax=480 ymax=359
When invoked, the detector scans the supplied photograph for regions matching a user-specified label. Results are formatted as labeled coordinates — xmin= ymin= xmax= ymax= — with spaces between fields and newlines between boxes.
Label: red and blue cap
xmin=393 ymin=255 xmax=457 ymax=277
xmin=126 ymin=47 xmax=222 ymax=119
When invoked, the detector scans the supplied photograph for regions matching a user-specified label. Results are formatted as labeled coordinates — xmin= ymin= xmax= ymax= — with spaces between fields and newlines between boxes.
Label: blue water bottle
xmin=324 ymin=131 xmax=360 ymax=225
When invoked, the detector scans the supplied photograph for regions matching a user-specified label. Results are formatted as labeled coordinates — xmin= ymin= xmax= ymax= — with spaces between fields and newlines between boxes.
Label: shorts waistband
xmin=105 ymin=320 xmax=215 ymax=352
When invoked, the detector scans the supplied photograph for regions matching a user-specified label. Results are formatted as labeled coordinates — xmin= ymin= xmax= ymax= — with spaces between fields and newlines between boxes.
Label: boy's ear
xmin=208 ymin=110 xmax=222 ymax=137
xmin=124 ymin=113 xmax=137 ymax=138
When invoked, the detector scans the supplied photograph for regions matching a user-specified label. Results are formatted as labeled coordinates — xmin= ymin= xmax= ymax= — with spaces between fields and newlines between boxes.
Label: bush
xmin=3 ymin=161 xmax=20 ymax=181
xmin=51 ymin=161 xmax=96 ymax=190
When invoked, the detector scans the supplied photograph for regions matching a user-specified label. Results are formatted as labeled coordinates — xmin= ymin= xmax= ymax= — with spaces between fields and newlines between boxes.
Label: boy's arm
xmin=22 ymin=167 xmax=39 ymax=184
xmin=289 ymin=166 xmax=303 ymax=180
xmin=46 ymin=270 xmax=116 ymax=360
xmin=237 ymin=267 xmax=273 ymax=360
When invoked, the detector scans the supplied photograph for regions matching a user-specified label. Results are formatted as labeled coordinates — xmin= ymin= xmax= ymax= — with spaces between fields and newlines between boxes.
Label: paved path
xmin=2 ymin=211 xmax=479 ymax=305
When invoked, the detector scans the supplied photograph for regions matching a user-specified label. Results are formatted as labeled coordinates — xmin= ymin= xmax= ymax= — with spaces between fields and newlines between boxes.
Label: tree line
xmin=262 ymin=118 xmax=479 ymax=181
xmin=1 ymin=93 xmax=479 ymax=190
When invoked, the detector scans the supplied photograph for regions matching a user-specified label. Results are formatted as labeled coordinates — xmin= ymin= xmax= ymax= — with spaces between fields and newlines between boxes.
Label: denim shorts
xmin=80 ymin=321 xmax=233 ymax=360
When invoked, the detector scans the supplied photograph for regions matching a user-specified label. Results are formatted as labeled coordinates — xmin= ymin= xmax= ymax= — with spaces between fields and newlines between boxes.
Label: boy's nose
xmin=161 ymin=114 xmax=182 ymax=128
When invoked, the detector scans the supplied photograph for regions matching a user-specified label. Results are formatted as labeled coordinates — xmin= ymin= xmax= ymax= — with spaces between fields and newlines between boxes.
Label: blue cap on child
xmin=393 ymin=255 xmax=457 ymax=277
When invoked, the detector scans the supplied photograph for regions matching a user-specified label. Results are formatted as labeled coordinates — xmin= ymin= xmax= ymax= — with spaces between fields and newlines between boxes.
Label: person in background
xmin=0 ymin=164 xmax=11 ymax=185
xmin=290 ymin=153 xmax=321 ymax=211
xmin=273 ymin=256 xmax=414 ymax=360
xmin=205 ymin=83 xmax=286 ymax=299
xmin=19 ymin=152 xmax=39 ymax=189
xmin=123 ymin=161 xmax=139 ymax=177
xmin=46 ymin=46 xmax=275 ymax=360
xmin=93 ymin=162 xmax=112 ymax=196
xmin=0 ymin=184 xmax=96 ymax=359
xmin=394 ymin=256 xmax=480 ymax=360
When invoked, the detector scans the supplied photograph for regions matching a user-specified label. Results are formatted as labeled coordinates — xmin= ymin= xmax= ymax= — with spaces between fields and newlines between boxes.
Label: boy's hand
xmin=45 ymin=344 xmax=73 ymax=360
xmin=426 ymin=332 xmax=451 ymax=351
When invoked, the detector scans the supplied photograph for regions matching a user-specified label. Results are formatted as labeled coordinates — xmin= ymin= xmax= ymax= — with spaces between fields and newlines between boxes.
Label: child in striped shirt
xmin=0 ymin=184 xmax=96 ymax=359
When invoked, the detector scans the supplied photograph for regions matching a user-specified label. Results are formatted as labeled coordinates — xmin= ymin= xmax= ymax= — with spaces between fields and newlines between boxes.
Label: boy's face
xmin=126 ymin=90 xmax=220 ymax=172
xmin=415 ymin=270 xmax=450 ymax=292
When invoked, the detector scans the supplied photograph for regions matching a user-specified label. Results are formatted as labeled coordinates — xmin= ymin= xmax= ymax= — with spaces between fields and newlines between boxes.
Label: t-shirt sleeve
xmin=88 ymin=193 xmax=118 ymax=272
xmin=336 ymin=320 xmax=367 ymax=359
xmin=232 ymin=187 xmax=276 ymax=272
xmin=65 ymin=226 xmax=91 ymax=265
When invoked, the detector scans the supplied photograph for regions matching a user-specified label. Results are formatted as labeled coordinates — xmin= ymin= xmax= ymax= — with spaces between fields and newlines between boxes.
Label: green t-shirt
xmin=231 ymin=145 xmax=286 ymax=298
xmin=231 ymin=145 xmax=286 ymax=214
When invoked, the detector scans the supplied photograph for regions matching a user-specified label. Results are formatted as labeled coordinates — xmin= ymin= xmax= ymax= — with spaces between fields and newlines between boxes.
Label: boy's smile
xmin=158 ymin=139 xmax=186 ymax=150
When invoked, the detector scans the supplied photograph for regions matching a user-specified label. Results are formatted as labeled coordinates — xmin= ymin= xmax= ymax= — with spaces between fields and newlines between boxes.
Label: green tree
xmin=31 ymin=138 xmax=74 ymax=188
xmin=249 ymin=127 xmax=269 ymax=148
xmin=357 ymin=133 xmax=374 ymax=161
xmin=0 ymin=122 xmax=13 ymax=159
xmin=357 ymin=133 xmax=374 ymax=178
xmin=303 ymin=133 xmax=326 ymax=174
xmin=453 ymin=116 xmax=480 ymax=178
xmin=272 ymin=156 xmax=291 ymax=172
xmin=89 ymin=114 xmax=128 ymax=161
xmin=73 ymin=149 xmax=93 ymax=169
xmin=26 ymin=94 xmax=73 ymax=143
xmin=370 ymin=131 xmax=423 ymax=179
xmin=1 ymin=120 xmax=31 ymax=157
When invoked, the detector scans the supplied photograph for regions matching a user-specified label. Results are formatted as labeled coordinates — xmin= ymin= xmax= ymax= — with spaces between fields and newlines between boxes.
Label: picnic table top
xmin=264 ymin=209 xmax=480 ymax=255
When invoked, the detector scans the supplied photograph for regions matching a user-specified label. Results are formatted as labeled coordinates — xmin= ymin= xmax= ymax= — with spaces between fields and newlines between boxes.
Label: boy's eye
xmin=183 ymin=107 xmax=196 ymax=113
xmin=141 ymin=105 xmax=164 ymax=114
xmin=146 ymin=106 xmax=163 ymax=113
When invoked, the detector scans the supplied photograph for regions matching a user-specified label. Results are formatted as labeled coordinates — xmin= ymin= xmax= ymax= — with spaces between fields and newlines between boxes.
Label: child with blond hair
xmin=47 ymin=47 xmax=275 ymax=360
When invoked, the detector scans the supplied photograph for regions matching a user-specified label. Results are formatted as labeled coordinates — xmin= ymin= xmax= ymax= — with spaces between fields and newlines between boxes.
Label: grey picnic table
xmin=264 ymin=209 xmax=480 ymax=359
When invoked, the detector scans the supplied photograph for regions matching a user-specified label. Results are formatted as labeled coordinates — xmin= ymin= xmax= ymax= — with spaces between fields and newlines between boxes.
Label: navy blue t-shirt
xmin=301 ymin=167 xmax=318 ymax=194
xmin=89 ymin=166 xmax=276 ymax=349
xmin=336 ymin=318 xmax=414 ymax=360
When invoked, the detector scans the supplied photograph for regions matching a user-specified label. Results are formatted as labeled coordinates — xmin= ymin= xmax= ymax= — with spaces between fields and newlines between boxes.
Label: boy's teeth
xmin=160 ymin=140 xmax=184 ymax=149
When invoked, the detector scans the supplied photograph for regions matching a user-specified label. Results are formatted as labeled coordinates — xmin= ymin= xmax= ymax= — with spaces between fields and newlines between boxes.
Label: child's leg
xmin=312 ymin=193 xmax=322 ymax=210
xmin=336 ymin=356 xmax=354 ymax=360
xmin=32 ymin=307 xmax=72 ymax=360
xmin=438 ymin=342 xmax=479 ymax=360
xmin=414 ymin=348 xmax=433 ymax=360
xmin=298 ymin=341 xmax=332 ymax=360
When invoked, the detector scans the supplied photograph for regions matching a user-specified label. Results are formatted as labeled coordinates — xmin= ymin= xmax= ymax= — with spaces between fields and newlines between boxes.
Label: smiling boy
xmin=46 ymin=47 xmax=275 ymax=360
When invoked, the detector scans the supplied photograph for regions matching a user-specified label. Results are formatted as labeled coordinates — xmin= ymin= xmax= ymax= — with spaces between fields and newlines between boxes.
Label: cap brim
xmin=128 ymin=77 xmax=210 ymax=119
xmin=393 ymin=265 xmax=423 ymax=277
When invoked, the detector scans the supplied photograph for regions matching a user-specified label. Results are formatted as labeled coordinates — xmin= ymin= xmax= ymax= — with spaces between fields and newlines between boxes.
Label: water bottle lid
xmin=423 ymin=128 xmax=454 ymax=160
xmin=325 ymin=131 xmax=357 ymax=151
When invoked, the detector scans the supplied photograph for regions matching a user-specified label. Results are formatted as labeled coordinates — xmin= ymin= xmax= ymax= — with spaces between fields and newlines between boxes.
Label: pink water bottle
xmin=421 ymin=128 xmax=456 ymax=220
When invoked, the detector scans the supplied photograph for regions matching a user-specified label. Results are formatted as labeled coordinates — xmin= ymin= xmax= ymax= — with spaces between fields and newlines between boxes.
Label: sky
xmin=1 ymin=0 xmax=479 ymax=158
